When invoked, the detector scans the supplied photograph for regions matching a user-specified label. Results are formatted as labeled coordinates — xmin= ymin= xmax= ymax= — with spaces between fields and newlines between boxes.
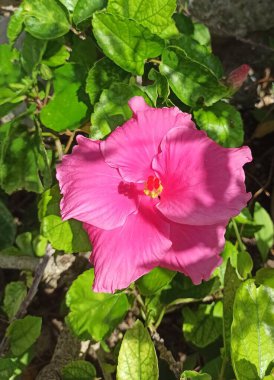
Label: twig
xmin=150 ymin=329 xmax=183 ymax=379
xmin=232 ymin=219 xmax=245 ymax=252
xmin=0 ymin=245 xmax=55 ymax=356
xmin=0 ymin=255 xmax=39 ymax=271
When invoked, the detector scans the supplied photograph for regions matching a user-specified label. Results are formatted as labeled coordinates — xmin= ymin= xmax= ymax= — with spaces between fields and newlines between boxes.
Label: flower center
xmin=144 ymin=175 xmax=163 ymax=199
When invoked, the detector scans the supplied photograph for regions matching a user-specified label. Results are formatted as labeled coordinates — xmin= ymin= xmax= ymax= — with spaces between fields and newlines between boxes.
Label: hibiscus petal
xmin=84 ymin=196 xmax=171 ymax=293
xmin=101 ymin=96 xmax=195 ymax=183
xmin=160 ymin=223 xmax=226 ymax=284
xmin=56 ymin=135 xmax=137 ymax=230
xmin=153 ymin=127 xmax=252 ymax=225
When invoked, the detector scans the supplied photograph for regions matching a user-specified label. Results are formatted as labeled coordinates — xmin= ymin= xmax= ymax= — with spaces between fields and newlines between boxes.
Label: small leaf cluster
xmin=0 ymin=0 xmax=273 ymax=379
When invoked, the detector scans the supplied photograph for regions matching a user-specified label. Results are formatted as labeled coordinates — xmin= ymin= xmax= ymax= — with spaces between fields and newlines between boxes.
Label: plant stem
xmin=232 ymin=219 xmax=245 ymax=251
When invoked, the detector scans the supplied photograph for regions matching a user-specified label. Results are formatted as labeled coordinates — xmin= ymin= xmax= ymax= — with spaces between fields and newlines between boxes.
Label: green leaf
xmin=117 ymin=320 xmax=158 ymax=380
xmin=181 ymin=370 xmax=212 ymax=380
xmin=86 ymin=57 xmax=130 ymax=105
xmin=192 ymin=22 xmax=211 ymax=48
xmin=15 ymin=232 xmax=34 ymax=256
xmin=160 ymin=47 xmax=229 ymax=107
xmin=237 ymin=250 xmax=253 ymax=279
xmin=255 ymin=268 xmax=274 ymax=289
xmin=144 ymin=294 xmax=165 ymax=327
xmin=91 ymin=83 xmax=148 ymax=139
xmin=42 ymin=38 xmax=70 ymax=67
xmin=59 ymin=0 xmax=78 ymax=12
xmin=0 ymin=123 xmax=46 ymax=194
xmin=7 ymin=6 xmax=25 ymax=44
xmin=66 ymin=269 xmax=129 ymax=341
xmin=73 ymin=0 xmax=107 ymax=25
xmin=7 ymin=316 xmax=42 ymax=356
xmin=3 ymin=281 xmax=27 ymax=321
xmin=137 ymin=267 xmax=176 ymax=296
xmin=0 ymin=45 xmax=23 ymax=106
xmin=161 ymin=273 xmax=221 ymax=305
xmin=173 ymin=13 xmax=194 ymax=35
xmin=22 ymin=0 xmax=70 ymax=40
xmin=231 ymin=281 xmax=274 ymax=380
xmin=222 ymin=260 xmax=241 ymax=359
xmin=194 ymin=101 xmax=244 ymax=147
xmin=0 ymin=200 xmax=16 ymax=250
xmin=170 ymin=35 xmax=223 ymax=79
xmin=107 ymin=0 xmax=178 ymax=39
xmin=21 ymin=33 xmax=47 ymax=75
xmin=69 ymin=35 xmax=98 ymax=72
xmin=40 ymin=63 xmax=89 ymax=132
xmin=38 ymin=185 xmax=91 ymax=253
xmin=0 ymin=358 xmax=17 ymax=380
xmin=254 ymin=202 xmax=274 ymax=261
xmin=144 ymin=68 xmax=169 ymax=106
xmin=183 ymin=301 xmax=223 ymax=348
xmin=92 ymin=12 xmax=164 ymax=75
xmin=62 ymin=360 xmax=96 ymax=380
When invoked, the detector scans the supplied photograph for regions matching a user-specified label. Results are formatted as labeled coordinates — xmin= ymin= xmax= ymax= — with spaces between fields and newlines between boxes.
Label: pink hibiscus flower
xmin=56 ymin=97 xmax=251 ymax=293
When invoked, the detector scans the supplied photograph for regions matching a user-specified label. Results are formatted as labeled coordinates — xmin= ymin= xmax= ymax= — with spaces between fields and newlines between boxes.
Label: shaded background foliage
xmin=0 ymin=0 xmax=274 ymax=379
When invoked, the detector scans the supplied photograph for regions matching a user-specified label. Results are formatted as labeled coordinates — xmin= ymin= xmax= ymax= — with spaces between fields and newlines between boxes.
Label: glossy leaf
xmin=92 ymin=12 xmax=164 ymax=75
xmin=0 ymin=200 xmax=16 ymax=250
xmin=3 ymin=281 xmax=27 ymax=321
xmin=59 ymin=0 xmax=78 ymax=12
xmin=86 ymin=57 xmax=130 ymax=105
xmin=7 ymin=316 xmax=42 ymax=356
xmin=254 ymin=202 xmax=274 ymax=261
xmin=194 ymin=102 xmax=244 ymax=147
xmin=183 ymin=301 xmax=223 ymax=348
xmin=91 ymin=83 xmax=147 ymax=139
xmin=62 ymin=360 xmax=96 ymax=380
xmin=40 ymin=63 xmax=89 ymax=132
xmin=38 ymin=185 xmax=91 ymax=254
xmin=73 ymin=0 xmax=107 ymax=25
xmin=137 ymin=267 xmax=176 ymax=296
xmin=22 ymin=0 xmax=70 ymax=40
xmin=117 ymin=320 xmax=158 ymax=380
xmin=170 ymin=35 xmax=223 ymax=78
xmin=231 ymin=281 xmax=274 ymax=380
xmin=66 ymin=269 xmax=129 ymax=341
xmin=107 ymin=0 xmax=178 ymax=39
xmin=160 ymin=47 xmax=229 ymax=107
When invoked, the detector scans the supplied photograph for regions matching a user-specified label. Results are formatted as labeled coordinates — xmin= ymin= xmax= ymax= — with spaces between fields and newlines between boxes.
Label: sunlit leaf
xmin=117 ymin=320 xmax=158 ymax=380
xmin=38 ymin=185 xmax=91 ymax=253
xmin=231 ymin=281 xmax=274 ymax=380
xmin=92 ymin=12 xmax=164 ymax=75
xmin=107 ymin=0 xmax=178 ymax=39
xmin=194 ymin=102 xmax=244 ymax=147
xmin=66 ymin=269 xmax=129 ymax=341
